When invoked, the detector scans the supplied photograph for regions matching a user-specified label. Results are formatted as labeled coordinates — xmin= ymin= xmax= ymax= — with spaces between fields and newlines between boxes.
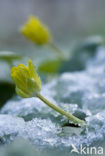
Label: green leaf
xmin=38 ymin=59 xmax=61 ymax=74
xmin=75 ymin=36 xmax=105 ymax=52
xmin=0 ymin=51 xmax=22 ymax=61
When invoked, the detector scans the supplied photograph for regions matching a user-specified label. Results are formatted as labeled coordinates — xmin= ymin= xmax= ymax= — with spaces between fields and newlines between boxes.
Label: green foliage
xmin=0 ymin=51 xmax=22 ymax=62
xmin=59 ymin=36 xmax=105 ymax=72
xmin=75 ymin=36 xmax=105 ymax=52
xmin=38 ymin=59 xmax=61 ymax=74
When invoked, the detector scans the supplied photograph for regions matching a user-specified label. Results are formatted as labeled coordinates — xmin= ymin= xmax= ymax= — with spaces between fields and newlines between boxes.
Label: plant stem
xmin=36 ymin=93 xmax=86 ymax=126
xmin=48 ymin=42 xmax=66 ymax=60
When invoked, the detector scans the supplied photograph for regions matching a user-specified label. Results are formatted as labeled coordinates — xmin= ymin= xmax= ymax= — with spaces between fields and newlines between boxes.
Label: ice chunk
xmin=1 ymin=46 xmax=105 ymax=155
xmin=83 ymin=93 xmax=105 ymax=115
xmin=0 ymin=138 xmax=40 ymax=156
xmin=1 ymin=97 xmax=86 ymax=124
xmin=0 ymin=115 xmax=25 ymax=144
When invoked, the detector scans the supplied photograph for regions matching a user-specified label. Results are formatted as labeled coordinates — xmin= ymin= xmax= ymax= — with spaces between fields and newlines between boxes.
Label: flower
xmin=20 ymin=16 xmax=51 ymax=45
xmin=10 ymin=60 xmax=86 ymax=126
xmin=11 ymin=59 xmax=41 ymax=98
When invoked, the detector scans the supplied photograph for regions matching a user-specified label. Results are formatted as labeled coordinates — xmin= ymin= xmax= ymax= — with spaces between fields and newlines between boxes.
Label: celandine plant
xmin=20 ymin=16 xmax=50 ymax=45
xmin=11 ymin=59 xmax=86 ymax=126
xmin=20 ymin=16 xmax=65 ymax=60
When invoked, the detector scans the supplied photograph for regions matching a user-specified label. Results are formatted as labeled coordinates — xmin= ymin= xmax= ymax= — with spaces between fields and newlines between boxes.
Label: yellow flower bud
xmin=20 ymin=16 xmax=51 ymax=45
xmin=11 ymin=59 xmax=41 ymax=98
xmin=10 ymin=60 xmax=86 ymax=126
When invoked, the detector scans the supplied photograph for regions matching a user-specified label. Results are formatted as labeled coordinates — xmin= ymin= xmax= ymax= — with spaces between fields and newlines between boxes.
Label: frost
xmin=1 ymin=46 xmax=105 ymax=155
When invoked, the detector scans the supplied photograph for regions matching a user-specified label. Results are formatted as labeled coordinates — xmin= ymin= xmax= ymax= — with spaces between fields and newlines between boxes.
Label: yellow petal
xmin=28 ymin=59 xmax=41 ymax=88
xmin=14 ymin=77 xmax=30 ymax=94
xmin=20 ymin=15 xmax=51 ymax=45
xmin=11 ymin=67 xmax=26 ymax=87
xmin=18 ymin=64 xmax=30 ymax=79
xmin=26 ymin=78 xmax=41 ymax=93
xmin=16 ymin=87 xmax=29 ymax=98
xmin=11 ymin=59 xmax=41 ymax=98
xmin=11 ymin=66 xmax=28 ymax=93
xmin=28 ymin=59 xmax=37 ymax=78
xmin=11 ymin=67 xmax=18 ymax=79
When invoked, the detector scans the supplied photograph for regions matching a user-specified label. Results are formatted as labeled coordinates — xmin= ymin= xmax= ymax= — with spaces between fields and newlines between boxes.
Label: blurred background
xmin=0 ymin=0 xmax=105 ymax=106
xmin=0 ymin=0 xmax=105 ymax=56
xmin=0 ymin=1 xmax=105 ymax=154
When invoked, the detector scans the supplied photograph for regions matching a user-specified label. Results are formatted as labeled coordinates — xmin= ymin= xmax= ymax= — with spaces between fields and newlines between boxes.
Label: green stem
xmin=36 ymin=93 xmax=86 ymax=126
xmin=48 ymin=42 xmax=65 ymax=60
